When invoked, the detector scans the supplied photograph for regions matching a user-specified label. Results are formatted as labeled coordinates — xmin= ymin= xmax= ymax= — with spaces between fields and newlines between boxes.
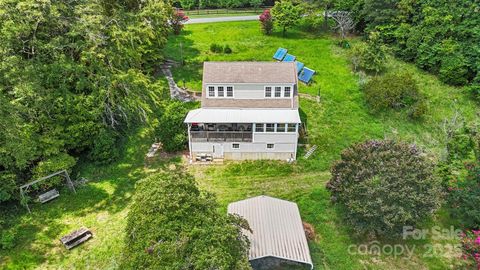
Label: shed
xmin=228 ymin=196 xmax=313 ymax=270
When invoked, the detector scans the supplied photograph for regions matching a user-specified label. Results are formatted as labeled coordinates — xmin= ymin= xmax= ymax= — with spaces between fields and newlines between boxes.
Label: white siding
xmin=253 ymin=133 xmax=298 ymax=143
xmin=205 ymin=83 xmax=294 ymax=100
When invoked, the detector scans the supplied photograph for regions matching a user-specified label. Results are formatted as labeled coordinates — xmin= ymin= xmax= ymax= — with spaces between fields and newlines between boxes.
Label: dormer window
xmin=265 ymin=87 xmax=272 ymax=97
xmin=208 ymin=86 xmax=215 ymax=97
xmin=206 ymin=85 xmax=234 ymax=98
xmin=227 ymin=86 xmax=234 ymax=97
xmin=274 ymin=87 xmax=282 ymax=97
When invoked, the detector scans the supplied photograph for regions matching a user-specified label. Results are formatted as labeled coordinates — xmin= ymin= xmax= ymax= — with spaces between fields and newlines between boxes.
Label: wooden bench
xmin=38 ymin=189 xmax=59 ymax=203
xmin=60 ymin=227 xmax=93 ymax=250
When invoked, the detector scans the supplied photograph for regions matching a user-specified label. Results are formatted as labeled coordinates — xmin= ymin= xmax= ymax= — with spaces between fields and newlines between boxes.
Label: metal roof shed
xmin=228 ymin=196 xmax=313 ymax=270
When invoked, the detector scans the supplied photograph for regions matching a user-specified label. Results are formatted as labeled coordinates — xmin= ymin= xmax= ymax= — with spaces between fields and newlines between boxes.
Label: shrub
xmin=223 ymin=44 xmax=232 ymax=54
xmin=363 ymin=71 xmax=426 ymax=118
xmin=460 ymin=229 xmax=480 ymax=269
xmin=31 ymin=153 xmax=76 ymax=190
xmin=259 ymin=9 xmax=273 ymax=35
xmin=448 ymin=162 xmax=480 ymax=229
xmin=0 ymin=172 xmax=16 ymax=203
xmin=210 ymin=43 xmax=223 ymax=53
xmin=350 ymin=31 xmax=387 ymax=74
xmin=88 ymin=128 xmax=120 ymax=164
xmin=171 ymin=10 xmax=189 ymax=35
xmin=156 ymin=101 xmax=195 ymax=152
xmin=326 ymin=140 xmax=442 ymax=236
xmin=121 ymin=169 xmax=251 ymax=269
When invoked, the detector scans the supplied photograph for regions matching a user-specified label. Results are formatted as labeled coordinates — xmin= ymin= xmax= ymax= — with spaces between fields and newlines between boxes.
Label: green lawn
xmin=1 ymin=21 xmax=477 ymax=269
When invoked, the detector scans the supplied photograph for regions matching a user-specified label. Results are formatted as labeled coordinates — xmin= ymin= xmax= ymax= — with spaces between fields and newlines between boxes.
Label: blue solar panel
xmin=282 ymin=54 xmax=296 ymax=62
xmin=295 ymin=61 xmax=304 ymax=74
xmin=299 ymin=67 xmax=315 ymax=84
xmin=273 ymin=48 xmax=288 ymax=61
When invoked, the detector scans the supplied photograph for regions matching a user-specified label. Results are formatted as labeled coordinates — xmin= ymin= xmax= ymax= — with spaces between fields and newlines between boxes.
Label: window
xmin=265 ymin=86 xmax=272 ymax=98
xmin=226 ymin=86 xmax=234 ymax=97
xmin=266 ymin=123 xmax=275 ymax=132
xmin=208 ymin=86 xmax=215 ymax=97
xmin=275 ymin=87 xmax=282 ymax=97
xmin=276 ymin=123 xmax=286 ymax=132
xmin=284 ymin=87 xmax=291 ymax=97
xmin=232 ymin=143 xmax=240 ymax=149
xmin=287 ymin=124 xmax=296 ymax=132
xmin=217 ymin=86 xmax=224 ymax=97
xmin=267 ymin=144 xmax=274 ymax=149
xmin=255 ymin=123 xmax=264 ymax=132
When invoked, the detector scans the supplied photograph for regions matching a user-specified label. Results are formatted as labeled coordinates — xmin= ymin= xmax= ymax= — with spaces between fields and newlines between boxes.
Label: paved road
xmin=186 ymin=15 xmax=259 ymax=24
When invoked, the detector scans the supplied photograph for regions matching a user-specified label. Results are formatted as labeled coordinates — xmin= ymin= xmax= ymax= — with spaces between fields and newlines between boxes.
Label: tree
xmin=350 ymin=31 xmax=387 ymax=73
xmin=122 ymin=169 xmax=251 ymax=269
xmin=329 ymin=11 xmax=355 ymax=41
xmin=171 ymin=10 xmax=189 ymax=35
xmin=271 ymin=0 xmax=303 ymax=36
xmin=259 ymin=9 xmax=273 ymax=35
xmin=326 ymin=140 xmax=442 ymax=236
xmin=156 ymin=101 xmax=197 ymax=152
xmin=0 ymin=0 xmax=171 ymax=203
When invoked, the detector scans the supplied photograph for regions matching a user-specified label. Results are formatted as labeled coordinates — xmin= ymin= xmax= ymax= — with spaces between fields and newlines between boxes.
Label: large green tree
xmin=271 ymin=0 xmax=303 ymax=36
xmin=0 ymin=0 xmax=171 ymax=202
xmin=122 ymin=169 xmax=251 ymax=269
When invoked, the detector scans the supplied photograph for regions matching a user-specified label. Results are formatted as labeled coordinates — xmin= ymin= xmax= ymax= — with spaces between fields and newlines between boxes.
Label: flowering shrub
xmin=259 ymin=9 xmax=273 ymax=35
xmin=460 ymin=229 xmax=480 ymax=269
xmin=326 ymin=140 xmax=443 ymax=236
xmin=171 ymin=10 xmax=189 ymax=35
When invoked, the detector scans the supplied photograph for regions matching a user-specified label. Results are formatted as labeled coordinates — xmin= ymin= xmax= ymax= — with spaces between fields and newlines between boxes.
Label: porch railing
xmin=190 ymin=131 xmax=253 ymax=142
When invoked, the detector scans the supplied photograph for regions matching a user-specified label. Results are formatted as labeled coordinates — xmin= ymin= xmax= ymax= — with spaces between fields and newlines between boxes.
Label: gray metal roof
xmin=203 ymin=62 xmax=297 ymax=84
xmin=184 ymin=108 xmax=301 ymax=123
xmin=227 ymin=196 xmax=313 ymax=268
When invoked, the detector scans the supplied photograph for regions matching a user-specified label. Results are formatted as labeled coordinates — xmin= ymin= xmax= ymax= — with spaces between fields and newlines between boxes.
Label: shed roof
xmin=184 ymin=108 xmax=301 ymax=124
xmin=203 ymin=62 xmax=297 ymax=84
xmin=227 ymin=196 xmax=313 ymax=268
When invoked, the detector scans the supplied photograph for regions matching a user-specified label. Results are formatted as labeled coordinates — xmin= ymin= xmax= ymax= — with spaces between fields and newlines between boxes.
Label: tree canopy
xmin=271 ymin=0 xmax=303 ymax=36
xmin=122 ymin=169 xmax=251 ymax=269
xmin=0 ymin=0 xmax=171 ymax=203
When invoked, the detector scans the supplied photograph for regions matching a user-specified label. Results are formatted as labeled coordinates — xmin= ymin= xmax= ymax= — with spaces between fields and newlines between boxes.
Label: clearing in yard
xmin=0 ymin=21 xmax=476 ymax=269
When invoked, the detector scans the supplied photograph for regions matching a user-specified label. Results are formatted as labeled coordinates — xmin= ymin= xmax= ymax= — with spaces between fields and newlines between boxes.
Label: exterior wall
xmin=202 ymin=83 xmax=298 ymax=109
xmin=191 ymin=141 xmax=296 ymax=160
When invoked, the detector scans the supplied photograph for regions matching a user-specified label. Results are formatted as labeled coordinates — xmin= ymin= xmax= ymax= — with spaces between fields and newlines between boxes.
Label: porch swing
xmin=19 ymin=169 xmax=76 ymax=213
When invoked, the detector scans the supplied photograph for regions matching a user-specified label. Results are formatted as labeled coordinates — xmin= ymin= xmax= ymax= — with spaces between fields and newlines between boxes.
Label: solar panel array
xmin=273 ymin=48 xmax=287 ymax=61
xmin=272 ymin=48 xmax=315 ymax=84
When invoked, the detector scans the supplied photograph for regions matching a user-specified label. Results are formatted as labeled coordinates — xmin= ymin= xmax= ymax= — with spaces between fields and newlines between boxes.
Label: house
xmin=228 ymin=196 xmax=313 ymax=270
xmin=184 ymin=62 xmax=301 ymax=161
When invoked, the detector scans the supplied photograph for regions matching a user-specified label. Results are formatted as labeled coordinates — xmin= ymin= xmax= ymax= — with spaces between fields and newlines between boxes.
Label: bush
xmin=156 ymin=101 xmax=195 ymax=152
xmin=210 ymin=43 xmax=223 ymax=53
xmin=460 ymin=229 xmax=480 ymax=268
xmin=223 ymin=44 xmax=232 ymax=54
xmin=363 ymin=71 xmax=426 ymax=118
xmin=448 ymin=162 xmax=480 ymax=229
xmin=88 ymin=128 xmax=120 ymax=164
xmin=0 ymin=173 xmax=16 ymax=203
xmin=326 ymin=140 xmax=442 ymax=236
xmin=350 ymin=32 xmax=387 ymax=74
xmin=171 ymin=10 xmax=189 ymax=35
xmin=122 ymin=169 xmax=251 ymax=269
xmin=259 ymin=9 xmax=273 ymax=35
xmin=31 ymin=153 xmax=76 ymax=190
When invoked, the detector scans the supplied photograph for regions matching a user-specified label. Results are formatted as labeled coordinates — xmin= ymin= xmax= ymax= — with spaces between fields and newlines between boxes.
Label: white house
xmin=184 ymin=62 xmax=301 ymax=161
